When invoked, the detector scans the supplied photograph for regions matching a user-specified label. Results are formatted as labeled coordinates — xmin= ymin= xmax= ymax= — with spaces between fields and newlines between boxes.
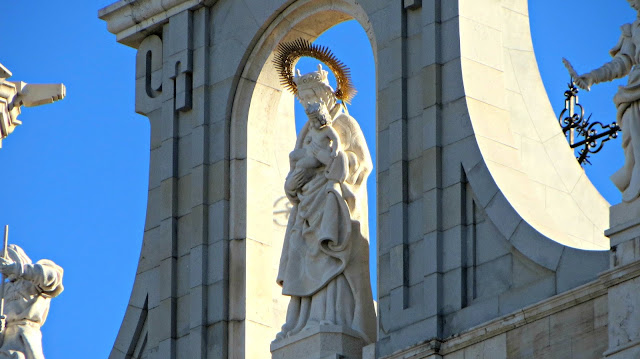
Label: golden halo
xmin=273 ymin=38 xmax=357 ymax=104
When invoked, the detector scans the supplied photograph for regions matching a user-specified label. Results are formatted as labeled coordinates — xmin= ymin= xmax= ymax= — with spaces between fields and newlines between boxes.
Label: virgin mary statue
xmin=273 ymin=40 xmax=376 ymax=345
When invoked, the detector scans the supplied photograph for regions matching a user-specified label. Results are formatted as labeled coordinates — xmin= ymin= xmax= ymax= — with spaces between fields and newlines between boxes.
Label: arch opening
xmin=228 ymin=1 xmax=377 ymax=356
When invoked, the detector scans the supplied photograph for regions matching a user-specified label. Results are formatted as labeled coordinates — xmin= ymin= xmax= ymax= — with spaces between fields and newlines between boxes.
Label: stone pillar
xmin=603 ymin=199 xmax=640 ymax=358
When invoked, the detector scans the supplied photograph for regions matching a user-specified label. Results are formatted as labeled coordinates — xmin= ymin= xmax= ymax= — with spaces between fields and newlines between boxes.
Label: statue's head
xmin=628 ymin=0 xmax=640 ymax=11
xmin=293 ymin=64 xmax=337 ymax=111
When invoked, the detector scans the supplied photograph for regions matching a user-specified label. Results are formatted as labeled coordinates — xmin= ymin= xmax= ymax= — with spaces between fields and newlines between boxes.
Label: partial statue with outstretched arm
xmin=564 ymin=0 xmax=640 ymax=201
xmin=0 ymin=63 xmax=65 ymax=148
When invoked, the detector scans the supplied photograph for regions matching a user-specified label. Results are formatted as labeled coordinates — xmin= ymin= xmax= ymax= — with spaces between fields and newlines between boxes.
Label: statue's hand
xmin=285 ymin=170 xmax=312 ymax=192
xmin=310 ymin=142 xmax=333 ymax=166
xmin=575 ymin=74 xmax=594 ymax=91
xmin=285 ymin=173 xmax=298 ymax=192
xmin=563 ymin=58 xmax=593 ymax=91
xmin=0 ymin=257 xmax=20 ymax=280
xmin=293 ymin=170 xmax=311 ymax=188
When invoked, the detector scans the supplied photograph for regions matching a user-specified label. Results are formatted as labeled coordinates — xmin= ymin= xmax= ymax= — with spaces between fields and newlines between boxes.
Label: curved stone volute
xmin=459 ymin=0 xmax=609 ymax=252
xmin=376 ymin=0 xmax=610 ymax=355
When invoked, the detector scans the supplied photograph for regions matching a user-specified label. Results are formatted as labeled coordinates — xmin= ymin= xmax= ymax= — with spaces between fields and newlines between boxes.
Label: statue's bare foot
xmin=275 ymin=331 xmax=287 ymax=341
xmin=302 ymin=320 xmax=321 ymax=331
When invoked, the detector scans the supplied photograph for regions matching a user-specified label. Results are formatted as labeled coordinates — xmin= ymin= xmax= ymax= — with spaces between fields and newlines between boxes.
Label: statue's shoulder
xmin=610 ymin=23 xmax=635 ymax=57
xmin=35 ymin=259 xmax=64 ymax=279
xmin=334 ymin=113 xmax=364 ymax=136
xmin=35 ymin=259 xmax=64 ymax=297
xmin=333 ymin=112 xmax=371 ymax=162
xmin=621 ymin=23 xmax=633 ymax=37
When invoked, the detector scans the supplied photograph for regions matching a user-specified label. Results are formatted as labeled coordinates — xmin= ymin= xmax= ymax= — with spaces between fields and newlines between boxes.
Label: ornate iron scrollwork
xmin=558 ymin=81 xmax=620 ymax=165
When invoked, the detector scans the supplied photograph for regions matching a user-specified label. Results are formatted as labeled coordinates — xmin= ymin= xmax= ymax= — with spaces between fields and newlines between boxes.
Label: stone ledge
xmin=599 ymin=259 xmax=640 ymax=288
xmin=605 ymin=217 xmax=640 ymax=246
xmin=381 ymin=274 xmax=608 ymax=358
xmin=605 ymin=198 xmax=640 ymax=246
xmin=271 ymin=325 xmax=365 ymax=359
xmin=603 ymin=338 xmax=640 ymax=357
xmin=98 ymin=0 xmax=216 ymax=48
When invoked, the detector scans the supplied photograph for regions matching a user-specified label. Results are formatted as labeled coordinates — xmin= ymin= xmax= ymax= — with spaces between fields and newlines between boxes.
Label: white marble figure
xmin=275 ymin=65 xmax=376 ymax=344
xmin=0 ymin=245 xmax=63 ymax=359
xmin=568 ymin=0 xmax=640 ymax=202
xmin=0 ymin=62 xmax=65 ymax=148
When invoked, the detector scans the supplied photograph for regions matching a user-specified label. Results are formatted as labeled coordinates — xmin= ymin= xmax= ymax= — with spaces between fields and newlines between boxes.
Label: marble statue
xmin=274 ymin=56 xmax=376 ymax=344
xmin=566 ymin=0 xmax=640 ymax=201
xmin=0 ymin=62 xmax=65 ymax=148
xmin=0 ymin=245 xmax=63 ymax=359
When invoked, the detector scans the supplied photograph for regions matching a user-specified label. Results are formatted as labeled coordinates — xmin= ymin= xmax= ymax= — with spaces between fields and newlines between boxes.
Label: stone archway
xmin=228 ymin=1 xmax=377 ymax=356
xmin=99 ymin=0 xmax=615 ymax=357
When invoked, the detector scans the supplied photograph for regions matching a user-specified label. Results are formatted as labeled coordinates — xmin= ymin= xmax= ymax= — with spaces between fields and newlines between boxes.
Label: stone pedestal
xmin=603 ymin=199 xmax=640 ymax=358
xmin=270 ymin=325 xmax=365 ymax=359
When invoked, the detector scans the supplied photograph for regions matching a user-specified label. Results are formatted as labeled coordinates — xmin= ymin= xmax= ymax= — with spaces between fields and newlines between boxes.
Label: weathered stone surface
xmin=385 ymin=281 xmax=608 ymax=359
xmin=99 ymin=0 xmax=614 ymax=358
xmin=271 ymin=325 xmax=365 ymax=359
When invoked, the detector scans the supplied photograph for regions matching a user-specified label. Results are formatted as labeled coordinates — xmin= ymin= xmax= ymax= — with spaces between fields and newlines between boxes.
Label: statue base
xmin=603 ymin=198 xmax=640 ymax=358
xmin=606 ymin=198 xmax=640 ymax=265
xmin=270 ymin=325 xmax=365 ymax=359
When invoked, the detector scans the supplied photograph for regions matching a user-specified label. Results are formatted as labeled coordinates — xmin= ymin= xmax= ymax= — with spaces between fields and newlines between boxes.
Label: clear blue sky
xmin=0 ymin=1 xmax=631 ymax=357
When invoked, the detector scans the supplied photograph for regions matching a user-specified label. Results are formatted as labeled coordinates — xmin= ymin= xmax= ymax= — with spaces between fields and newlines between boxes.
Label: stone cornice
xmin=599 ymin=258 xmax=640 ymax=288
xmin=382 ymin=276 xmax=609 ymax=358
xmin=98 ymin=0 xmax=216 ymax=48
xmin=381 ymin=261 xmax=640 ymax=359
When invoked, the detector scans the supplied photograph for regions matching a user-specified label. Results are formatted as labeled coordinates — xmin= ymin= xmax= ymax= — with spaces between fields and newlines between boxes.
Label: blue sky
xmin=0 ymin=1 xmax=632 ymax=357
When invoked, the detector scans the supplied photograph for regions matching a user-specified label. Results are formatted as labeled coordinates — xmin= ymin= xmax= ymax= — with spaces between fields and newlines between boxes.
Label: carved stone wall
xmin=105 ymin=9 xmax=215 ymax=358
xmin=384 ymin=277 xmax=609 ymax=359
xmin=99 ymin=0 xmax=612 ymax=358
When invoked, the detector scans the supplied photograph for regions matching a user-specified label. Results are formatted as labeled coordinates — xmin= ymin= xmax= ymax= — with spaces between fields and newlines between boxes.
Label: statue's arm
xmin=284 ymin=171 xmax=300 ymax=203
xmin=327 ymin=126 xmax=341 ymax=157
xmin=23 ymin=259 xmax=64 ymax=298
xmin=578 ymin=24 xmax=634 ymax=88
xmin=294 ymin=120 xmax=311 ymax=149
xmin=284 ymin=120 xmax=312 ymax=201
xmin=585 ymin=53 xmax=633 ymax=85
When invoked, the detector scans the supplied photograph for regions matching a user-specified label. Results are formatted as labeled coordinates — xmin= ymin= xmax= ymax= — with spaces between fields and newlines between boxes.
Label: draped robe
xmin=276 ymin=110 xmax=376 ymax=344
xmin=0 ymin=246 xmax=63 ymax=359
